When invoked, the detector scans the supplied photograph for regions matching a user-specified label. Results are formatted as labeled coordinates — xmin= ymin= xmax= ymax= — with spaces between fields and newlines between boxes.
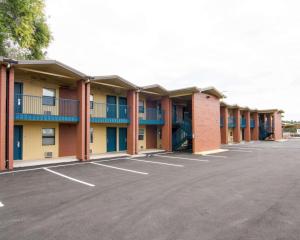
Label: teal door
xmin=107 ymin=127 xmax=117 ymax=152
xmin=119 ymin=128 xmax=127 ymax=151
xmin=14 ymin=125 xmax=23 ymax=160
xmin=119 ymin=97 xmax=127 ymax=119
xmin=107 ymin=96 xmax=117 ymax=118
xmin=14 ymin=82 xmax=23 ymax=113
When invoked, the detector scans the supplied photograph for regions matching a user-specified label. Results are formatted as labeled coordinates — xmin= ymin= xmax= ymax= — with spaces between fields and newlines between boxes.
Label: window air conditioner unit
xmin=44 ymin=152 xmax=53 ymax=158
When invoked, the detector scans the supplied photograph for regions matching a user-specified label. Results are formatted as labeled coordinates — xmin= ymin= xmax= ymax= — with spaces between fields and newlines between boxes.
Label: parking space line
xmin=156 ymin=155 xmax=209 ymax=162
xmin=90 ymin=162 xmax=149 ymax=175
xmin=129 ymin=158 xmax=184 ymax=167
xmin=226 ymin=149 xmax=252 ymax=152
xmin=43 ymin=167 xmax=95 ymax=187
xmin=0 ymin=202 xmax=4 ymax=207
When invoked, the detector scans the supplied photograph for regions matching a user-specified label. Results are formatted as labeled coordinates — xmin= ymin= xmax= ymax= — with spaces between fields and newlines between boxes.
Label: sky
xmin=45 ymin=0 xmax=300 ymax=120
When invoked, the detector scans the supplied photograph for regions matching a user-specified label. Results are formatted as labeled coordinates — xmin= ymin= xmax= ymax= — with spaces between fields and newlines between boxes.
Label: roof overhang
xmin=140 ymin=84 xmax=169 ymax=96
xmin=258 ymin=109 xmax=284 ymax=114
xmin=201 ymin=86 xmax=225 ymax=99
xmin=169 ymin=86 xmax=200 ymax=98
xmin=14 ymin=60 xmax=87 ymax=80
xmin=92 ymin=75 xmax=138 ymax=90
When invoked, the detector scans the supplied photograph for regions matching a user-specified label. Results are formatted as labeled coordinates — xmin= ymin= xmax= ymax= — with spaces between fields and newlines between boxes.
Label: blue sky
xmin=45 ymin=0 xmax=300 ymax=120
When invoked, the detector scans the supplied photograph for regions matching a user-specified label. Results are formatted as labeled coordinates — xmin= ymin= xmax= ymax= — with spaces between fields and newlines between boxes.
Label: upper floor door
xmin=119 ymin=97 xmax=127 ymax=119
xmin=106 ymin=95 xmax=117 ymax=118
xmin=14 ymin=82 xmax=23 ymax=113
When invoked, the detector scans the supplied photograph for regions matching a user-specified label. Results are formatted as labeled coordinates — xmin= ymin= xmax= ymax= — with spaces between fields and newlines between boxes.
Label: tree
xmin=0 ymin=0 xmax=52 ymax=60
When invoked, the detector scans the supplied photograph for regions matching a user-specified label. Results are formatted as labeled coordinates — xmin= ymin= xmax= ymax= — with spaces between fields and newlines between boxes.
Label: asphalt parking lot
xmin=1 ymin=139 xmax=300 ymax=240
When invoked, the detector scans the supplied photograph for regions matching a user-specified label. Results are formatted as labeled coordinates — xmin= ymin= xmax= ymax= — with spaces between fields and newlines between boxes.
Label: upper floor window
xmin=139 ymin=100 xmax=144 ymax=113
xmin=90 ymin=95 xmax=94 ymax=109
xmin=42 ymin=88 xmax=56 ymax=106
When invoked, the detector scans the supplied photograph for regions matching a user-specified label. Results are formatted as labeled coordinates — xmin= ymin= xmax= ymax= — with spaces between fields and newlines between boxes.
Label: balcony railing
xmin=14 ymin=94 xmax=79 ymax=122
xmin=228 ymin=116 xmax=236 ymax=128
xmin=220 ymin=116 xmax=224 ymax=128
xmin=250 ymin=119 xmax=255 ymax=128
xmin=139 ymin=108 xmax=164 ymax=125
xmin=90 ymin=102 xmax=129 ymax=123
xmin=240 ymin=118 xmax=246 ymax=128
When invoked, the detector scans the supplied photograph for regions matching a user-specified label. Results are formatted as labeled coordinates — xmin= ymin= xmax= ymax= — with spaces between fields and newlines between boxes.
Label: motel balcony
xmin=139 ymin=108 xmax=164 ymax=125
xmin=90 ymin=102 xmax=130 ymax=124
xmin=14 ymin=94 xmax=79 ymax=122
xmin=228 ymin=116 xmax=236 ymax=128
xmin=250 ymin=119 xmax=255 ymax=128
xmin=240 ymin=118 xmax=247 ymax=128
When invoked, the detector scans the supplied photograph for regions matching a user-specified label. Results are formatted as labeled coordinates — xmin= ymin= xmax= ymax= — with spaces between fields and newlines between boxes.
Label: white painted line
xmin=129 ymin=158 xmax=184 ymax=167
xmin=0 ymin=202 xmax=4 ymax=207
xmin=156 ymin=155 xmax=209 ymax=162
xmin=227 ymin=149 xmax=252 ymax=152
xmin=91 ymin=162 xmax=149 ymax=175
xmin=201 ymin=154 xmax=228 ymax=158
xmin=43 ymin=167 xmax=95 ymax=187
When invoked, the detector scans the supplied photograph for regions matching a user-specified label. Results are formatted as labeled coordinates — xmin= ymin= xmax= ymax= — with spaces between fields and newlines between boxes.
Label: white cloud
xmin=45 ymin=0 xmax=300 ymax=120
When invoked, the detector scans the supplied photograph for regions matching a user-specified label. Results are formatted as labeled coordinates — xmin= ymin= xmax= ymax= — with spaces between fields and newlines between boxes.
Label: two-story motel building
xmin=0 ymin=57 xmax=283 ymax=170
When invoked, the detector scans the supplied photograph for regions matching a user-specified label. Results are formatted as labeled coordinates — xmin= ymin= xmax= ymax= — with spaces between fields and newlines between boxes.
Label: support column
xmin=127 ymin=90 xmax=138 ymax=155
xmin=233 ymin=108 xmax=241 ymax=143
xmin=76 ymin=80 xmax=86 ymax=161
xmin=220 ymin=106 xmax=228 ymax=144
xmin=252 ymin=112 xmax=259 ymax=140
xmin=161 ymin=96 xmax=172 ymax=152
xmin=85 ymin=82 xmax=90 ymax=160
xmin=0 ymin=65 xmax=6 ymax=170
xmin=245 ymin=110 xmax=251 ymax=142
xmin=7 ymin=66 xmax=14 ymax=169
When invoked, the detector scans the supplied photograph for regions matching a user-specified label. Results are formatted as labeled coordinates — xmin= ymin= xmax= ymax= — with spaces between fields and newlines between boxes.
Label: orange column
xmin=233 ymin=108 xmax=241 ymax=143
xmin=245 ymin=110 xmax=251 ymax=142
xmin=127 ymin=90 xmax=138 ymax=155
xmin=76 ymin=80 xmax=86 ymax=161
xmin=85 ymin=82 xmax=90 ymax=160
xmin=220 ymin=106 xmax=228 ymax=144
xmin=0 ymin=65 xmax=6 ymax=170
xmin=252 ymin=112 xmax=259 ymax=140
xmin=161 ymin=96 xmax=172 ymax=152
xmin=7 ymin=66 xmax=14 ymax=169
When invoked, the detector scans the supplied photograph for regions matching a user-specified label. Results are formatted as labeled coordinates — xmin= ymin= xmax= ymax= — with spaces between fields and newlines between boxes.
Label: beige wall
xmin=138 ymin=125 xmax=146 ymax=151
xmin=16 ymin=121 xmax=59 ymax=160
xmin=228 ymin=128 xmax=234 ymax=143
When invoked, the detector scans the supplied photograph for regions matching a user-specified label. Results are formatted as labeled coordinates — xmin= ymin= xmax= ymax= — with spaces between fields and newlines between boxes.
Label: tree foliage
xmin=0 ymin=0 xmax=52 ymax=59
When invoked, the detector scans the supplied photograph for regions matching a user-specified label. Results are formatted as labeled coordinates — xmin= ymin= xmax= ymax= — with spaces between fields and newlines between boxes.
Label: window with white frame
xmin=42 ymin=128 xmax=55 ymax=145
xmin=138 ymin=128 xmax=145 ymax=140
xmin=42 ymin=88 xmax=56 ymax=106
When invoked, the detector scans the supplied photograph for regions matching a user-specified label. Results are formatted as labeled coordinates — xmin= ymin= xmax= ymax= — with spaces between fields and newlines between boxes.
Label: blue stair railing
xmin=172 ymin=118 xmax=192 ymax=151
xmin=259 ymin=122 xmax=273 ymax=140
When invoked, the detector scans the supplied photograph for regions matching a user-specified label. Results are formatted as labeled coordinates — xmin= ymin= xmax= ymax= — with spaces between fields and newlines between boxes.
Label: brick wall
xmin=273 ymin=111 xmax=282 ymax=140
xmin=192 ymin=92 xmax=221 ymax=153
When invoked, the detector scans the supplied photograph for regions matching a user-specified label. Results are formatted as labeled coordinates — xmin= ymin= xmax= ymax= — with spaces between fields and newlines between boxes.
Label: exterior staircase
xmin=172 ymin=118 xmax=192 ymax=151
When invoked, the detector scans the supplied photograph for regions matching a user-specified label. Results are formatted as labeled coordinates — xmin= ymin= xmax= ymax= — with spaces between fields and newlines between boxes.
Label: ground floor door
xmin=107 ymin=127 xmax=117 ymax=152
xmin=241 ymin=128 xmax=245 ymax=141
xmin=14 ymin=125 xmax=23 ymax=160
xmin=119 ymin=128 xmax=127 ymax=151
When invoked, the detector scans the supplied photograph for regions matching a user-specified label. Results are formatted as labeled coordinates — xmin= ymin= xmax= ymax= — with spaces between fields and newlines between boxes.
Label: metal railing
xmin=91 ymin=102 xmax=129 ymax=119
xmin=228 ymin=116 xmax=236 ymax=128
xmin=240 ymin=118 xmax=247 ymax=128
xmin=250 ymin=119 xmax=255 ymax=128
xmin=14 ymin=94 xmax=79 ymax=117
xmin=139 ymin=108 xmax=164 ymax=122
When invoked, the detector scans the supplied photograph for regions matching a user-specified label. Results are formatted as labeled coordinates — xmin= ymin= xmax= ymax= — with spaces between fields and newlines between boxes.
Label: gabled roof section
xmin=140 ymin=84 xmax=169 ymax=96
xmin=168 ymin=86 xmax=200 ymax=98
xmin=15 ymin=59 xmax=87 ymax=80
xmin=201 ymin=86 xmax=225 ymax=99
xmin=92 ymin=75 xmax=138 ymax=90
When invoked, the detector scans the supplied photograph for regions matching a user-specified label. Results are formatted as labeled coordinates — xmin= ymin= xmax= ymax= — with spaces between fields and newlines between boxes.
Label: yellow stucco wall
xmin=17 ymin=121 xmax=59 ymax=160
xmin=138 ymin=96 xmax=147 ymax=120
xmin=90 ymin=124 xmax=127 ymax=154
xmin=15 ymin=75 xmax=60 ymax=115
xmin=228 ymin=128 xmax=234 ymax=143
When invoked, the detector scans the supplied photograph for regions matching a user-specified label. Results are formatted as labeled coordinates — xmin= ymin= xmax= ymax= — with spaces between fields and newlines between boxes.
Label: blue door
xmin=119 ymin=128 xmax=127 ymax=151
xmin=14 ymin=125 xmax=23 ymax=160
xmin=14 ymin=82 xmax=23 ymax=113
xmin=107 ymin=96 xmax=117 ymax=118
xmin=119 ymin=97 xmax=127 ymax=119
xmin=107 ymin=127 xmax=117 ymax=152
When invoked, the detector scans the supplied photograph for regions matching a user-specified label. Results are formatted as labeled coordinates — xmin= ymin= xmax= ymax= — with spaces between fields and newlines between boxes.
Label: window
xmin=90 ymin=95 xmax=94 ymax=109
xmin=138 ymin=128 xmax=144 ymax=140
xmin=139 ymin=100 xmax=144 ymax=113
xmin=42 ymin=88 xmax=56 ymax=106
xmin=90 ymin=127 xmax=94 ymax=143
xmin=42 ymin=128 xmax=55 ymax=145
